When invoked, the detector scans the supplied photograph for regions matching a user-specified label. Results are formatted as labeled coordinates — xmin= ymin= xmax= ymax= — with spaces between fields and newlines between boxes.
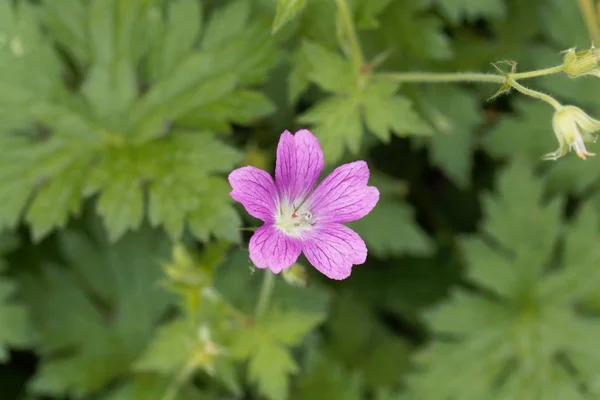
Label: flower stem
xmin=254 ymin=271 xmax=276 ymax=319
xmin=508 ymin=79 xmax=562 ymax=110
xmin=577 ymin=0 xmax=600 ymax=46
xmin=383 ymin=72 xmax=505 ymax=84
xmin=381 ymin=65 xmax=564 ymax=84
xmin=512 ymin=65 xmax=565 ymax=79
xmin=334 ymin=0 xmax=364 ymax=71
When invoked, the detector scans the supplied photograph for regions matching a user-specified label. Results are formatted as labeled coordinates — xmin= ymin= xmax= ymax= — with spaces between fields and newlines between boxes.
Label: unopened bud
xmin=562 ymin=47 xmax=600 ymax=79
xmin=282 ymin=263 xmax=310 ymax=287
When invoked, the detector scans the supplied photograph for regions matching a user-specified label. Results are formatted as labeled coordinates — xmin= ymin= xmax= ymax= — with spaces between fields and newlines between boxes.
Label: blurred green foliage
xmin=2 ymin=0 xmax=600 ymax=399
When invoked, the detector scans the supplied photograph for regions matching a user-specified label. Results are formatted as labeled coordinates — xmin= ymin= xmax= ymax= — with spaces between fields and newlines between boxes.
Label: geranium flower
xmin=228 ymin=130 xmax=379 ymax=280
xmin=542 ymin=105 xmax=600 ymax=160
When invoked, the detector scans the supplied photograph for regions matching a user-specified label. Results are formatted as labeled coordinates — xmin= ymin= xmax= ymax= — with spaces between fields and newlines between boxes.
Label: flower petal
xmin=229 ymin=166 xmax=277 ymax=222
xmin=275 ymin=129 xmax=324 ymax=202
xmin=307 ymin=161 xmax=379 ymax=223
xmin=249 ymin=224 xmax=302 ymax=273
xmin=302 ymin=223 xmax=367 ymax=280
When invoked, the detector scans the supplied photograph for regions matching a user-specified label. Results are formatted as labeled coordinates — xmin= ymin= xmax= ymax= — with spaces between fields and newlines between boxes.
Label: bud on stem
xmin=562 ymin=47 xmax=600 ymax=79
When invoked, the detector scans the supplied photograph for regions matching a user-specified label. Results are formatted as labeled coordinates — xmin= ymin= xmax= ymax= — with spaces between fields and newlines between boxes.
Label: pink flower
xmin=228 ymin=129 xmax=379 ymax=280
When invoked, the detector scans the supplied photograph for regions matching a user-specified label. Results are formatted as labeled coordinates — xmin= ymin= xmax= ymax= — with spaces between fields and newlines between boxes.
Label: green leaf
xmin=300 ymin=41 xmax=356 ymax=95
xmin=0 ymin=136 xmax=95 ymax=235
xmin=128 ymin=55 xmax=236 ymax=141
xmin=376 ymin=388 xmax=417 ymax=400
xmin=434 ymin=0 xmax=545 ymax=71
xmin=484 ymin=100 xmax=556 ymax=160
xmin=19 ymin=225 xmax=173 ymax=397
xmin=350 ymin=199 xmax=433 ymax=258
xmin=0 ymin=0 xmax=252 ymax=245
xmin=218 ymin=253 xmax=329 ymax=400
xmin=134 ymin=319 xmax=195 ymax=375
xmin=177 ymin=90 xmax=275 ymax=133
xmin=0 ymin=286 xmax=27 ymax=361
xmin=247 ymin=339 xmax=298 ymax=400
xmin=492 ymin=361 xmax=589 ymax=400
xmin=299 ymin=95 xmax=362 ymax=162
xmin=353 ymin=0 xmax=394 ymax=29
xmin=298 ymin=43 xmax=430 ymax=162
xmin=236 ymin=305 xmax=325 ymax=400
xmin=409 ymin=161 xmax=600 ymax=399
xmin=40 ymin=0 xmax=89 ymax=65
xmin=83 ymin=146 xmax=145 ymax=242
xmin=136 ymin=240 xmax=248 ymax=395
xmin=84 ymin=133 xmax=240 ymax=242
xmin=366 ymin=0 xmax=453 ymax=64
xmin=145 ymin=0 xmax=203 ymax=82
xmin=0 ymin=235 xmax=33 ymax=362
xmin=188 ymin=178 xmax=242 ymax=244
xmin=202 ymin=0 xmax=250 ymax=49
xmin=420 ymin=87 xmax=481 ymax=188
xmin=130 ymin=0 xmax=278 ymax=141
xmin=297 ymin=0 xmax=338 ymax=45
xmin=538 ymin=203 xmax=600 ymax=307
xmin=82 ymin=0 xmax=156 ymax=129
xmin=489 ymin=100 xmax=600 ymax=194
xmin=22 ymin=132 xmax=240 ymax=245
xmin=263 ymin=307 xmax=326 ymax=346
xmin=0 ymin=2 xmax=62 ymax=130
xmin=288 ymin=46 xmax=312 ymax=104
xmin=101 ymin=374 xmax=207 ymax=400
xmin=362 ymin=77 xmax=432 ymax=142
xmin=423 ymin=0 xmax=507 ymax=24
xmin=273 ymin=0 xmax=306 ymax=34
xmin=479 ymin=161 xmax=562 ymax=284
xmin=542 ymin=0 xmax=589 ymax=49
xmin=25 ymin=153 xmax=91 ymax=242
xmin=324 ymin=292 xmax=412 ymax=388
xmin=291 ymin=350 xmax=364 ymax=400
xmin=341 ymin=251 xmax=461 ymax=334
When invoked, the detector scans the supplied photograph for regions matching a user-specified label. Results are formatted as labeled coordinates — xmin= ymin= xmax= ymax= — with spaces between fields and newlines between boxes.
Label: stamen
xmin=274 ymin=200 xmax=317 ymax=237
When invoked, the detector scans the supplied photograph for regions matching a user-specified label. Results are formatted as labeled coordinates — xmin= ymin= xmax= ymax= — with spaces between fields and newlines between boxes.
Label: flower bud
xmin=192 ymin=325 xmax=225 ymax=376
xmin=162 ymin=243 xmax=212 ymax=291
xmin=282 ymin=263 xmax=310 ymax=287
xmin=543 ymin=106 xmax=600 ymax=160
xmin=562 ymin=47 xmax=600 ymax=79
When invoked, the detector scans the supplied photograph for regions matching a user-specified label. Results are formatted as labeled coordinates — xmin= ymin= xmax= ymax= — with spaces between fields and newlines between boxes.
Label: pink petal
xmin=229 ymin=166 xmax=278 ymax=222
xmin=249 ymin=224 xmax=302 ymax=273
xmin=307 ymin=161 xmax=379 ymax=223
xmin=302 ymin=223 xmax=367 ymax=280
xmin=275 ymin=129 xmax=324 ymax=202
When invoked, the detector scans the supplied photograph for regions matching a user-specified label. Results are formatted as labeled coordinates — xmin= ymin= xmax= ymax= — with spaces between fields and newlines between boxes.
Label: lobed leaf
xmin=410 ymin=161 xmax=600 ymax=398
xmin=272 ymin=0 xmax=307 ymax=34
xmin=19 ymin=226 xmax=173 ymax=397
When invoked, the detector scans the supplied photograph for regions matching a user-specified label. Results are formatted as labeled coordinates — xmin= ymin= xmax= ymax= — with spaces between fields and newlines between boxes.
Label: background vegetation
xmin=1 ymin=0 xmax=600 ymax=399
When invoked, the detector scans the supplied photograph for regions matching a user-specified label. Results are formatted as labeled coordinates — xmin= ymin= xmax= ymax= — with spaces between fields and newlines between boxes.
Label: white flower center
xmin=274 ymin=200 xmax=316 ymax=237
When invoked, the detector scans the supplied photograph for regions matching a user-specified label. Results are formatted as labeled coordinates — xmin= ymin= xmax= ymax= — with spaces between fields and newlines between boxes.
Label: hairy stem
xmin=511 ymin=65 xmax=565 ymax=79
xmin=577 ymin=0 xmax=600 ymax=45
xmin=335 ymin=0 xmax=364 ymax=71
xmin=254 ymin=271 xmax=276 ymax=319
xmin=382 ymin=65 xmax=564 ymax=84
xmin=509 ymin=79 xmax=562 ymax=110
xmin=383 ymin=72 xmax=505 ymax=84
